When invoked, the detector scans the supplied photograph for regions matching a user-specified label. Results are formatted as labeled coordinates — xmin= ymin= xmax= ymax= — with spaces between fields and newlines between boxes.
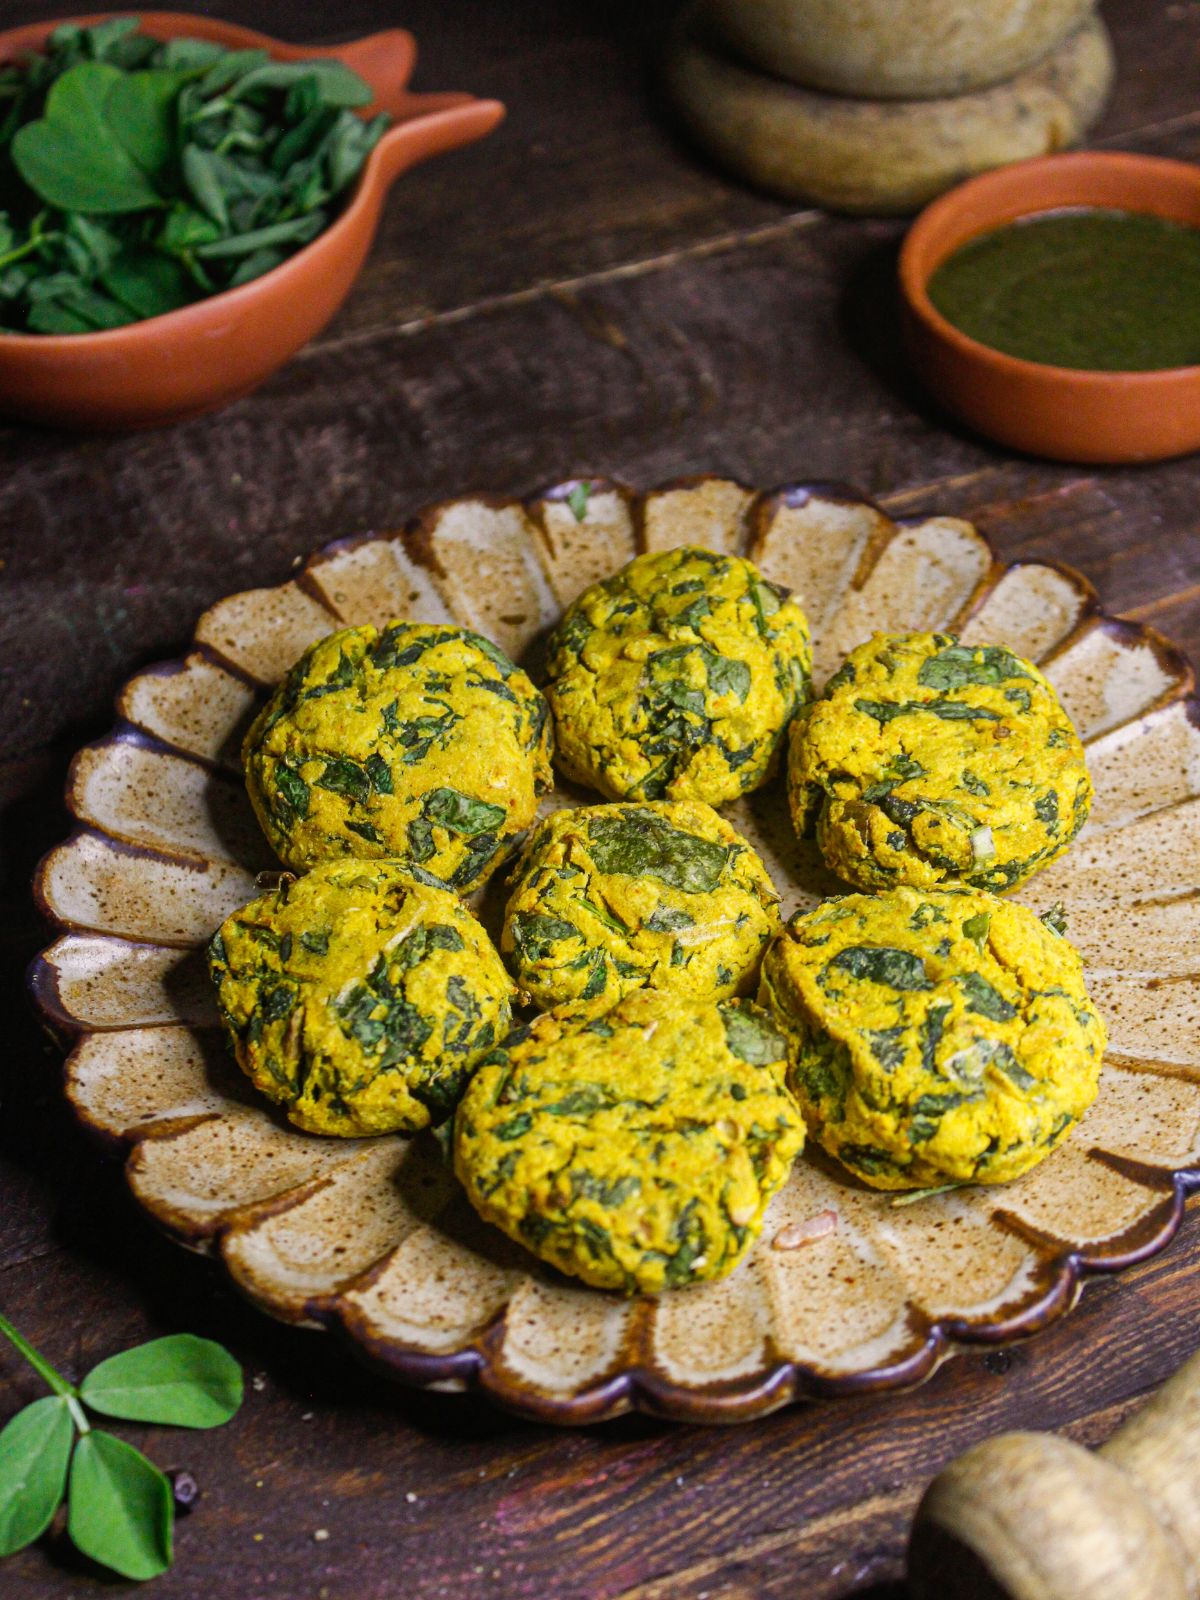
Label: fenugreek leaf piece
xmin=954 ymin=971 xmax=1018 ymax=1023
xmin=587 ymin=810 xmax=729 ymax=893
xmin=0 ymin=1397 xmax=74 ymax=1557
xmin=854 ymin=698 xmax=1003 ymax=725
xmin=67 ymin=1431 xmax=173 ymax=1581
xmin=720 ymin=1002 xmax=786 ymax=1067
xmin=224 ymin=58 xmax=375 ymax=108
xmin=890 ymin=1182 xmax=967 ymax=1208
xmin=12 ymin=62 xmax=164 ymax=212
xmin=424 ymin=787 xmax=507 ymax=837
xmin=80 ymin=1334 xmax=243 ymax=1428
xmin=916 ymin=643 xmax=1032 ymax=692
xmin=828 ymin=945 xmax=931 ymax=990
xmin=566 ymin=481 xmax=591 ymax=521
xmin=108 ymin=66 xmax=192 ymax=179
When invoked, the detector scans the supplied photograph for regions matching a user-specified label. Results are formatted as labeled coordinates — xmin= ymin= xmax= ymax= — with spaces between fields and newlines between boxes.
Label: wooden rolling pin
xmin=907 ymin=1347 xmax=1200 ymax=1600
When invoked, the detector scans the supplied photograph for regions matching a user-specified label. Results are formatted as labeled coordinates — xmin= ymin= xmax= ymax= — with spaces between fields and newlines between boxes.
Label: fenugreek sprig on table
xmin=0 ymin=1312 xmax=242 ymax=1580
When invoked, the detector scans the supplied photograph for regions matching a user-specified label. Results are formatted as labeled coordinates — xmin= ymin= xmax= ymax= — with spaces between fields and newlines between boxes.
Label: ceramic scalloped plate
xmin=30 ymin=477 xmax=1200 ymax=1425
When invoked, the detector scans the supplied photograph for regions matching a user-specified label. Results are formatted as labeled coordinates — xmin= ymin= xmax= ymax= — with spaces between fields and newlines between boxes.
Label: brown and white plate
xmin=30 ymin=477 xmax=1200 ymax=1424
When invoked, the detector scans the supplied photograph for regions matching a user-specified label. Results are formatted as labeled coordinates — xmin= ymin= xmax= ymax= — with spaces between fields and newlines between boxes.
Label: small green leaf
xmin=108 ymin=69 xmax=193 ymax=179
xmin=917 ymin=643 xmax=1032 ymax=693
xmin=102 ymin=252 xmax=192 ymax=319
xmin=193 ymin=212 xmax=324 ymax=259
xmin=181 ymin=143 xmax=229 ymax=228
xmin=827 ymin=945 xmax=931 ymax=991
xmin=63 ymin=213 xmax=121 ymax=274
xmin=160 ymin=38 xmax=227 ymax=71
xmin=12 ymin=63 xmax=163 ymax=212
xmin=720 ymin=1002 xmax=787 ymax=1067
xmin=704 ymin=652 xmax=752 ymax=703
xmin=159 ymin=201 xmax=223 ymax=252
xmin=586 ymin=810 xmax=729 ymax=894
xmin=228 ymin=245 xmax=285 ymax=287
xmin=226 ymin=60 xmax=374 ymax=110
xmin=78 ymin=17 xmax=142 ymax=63
xmin=0 ymin=1396 xmax=73 ymax=1556
xmin=80 ymin=1334 xmax=243 ymax=1428
xmin=197 ymin=48 xmax=270 ymax=98
xmin=423 ymin=787 xmax=507 ymax=839
xmin=67 ymin=1430 xmax=173 ymax=1581
xmin=566 ymin=482 xmax=591 ymax=522
xmin=891 ymin=1182 xmax=967 ymax=1208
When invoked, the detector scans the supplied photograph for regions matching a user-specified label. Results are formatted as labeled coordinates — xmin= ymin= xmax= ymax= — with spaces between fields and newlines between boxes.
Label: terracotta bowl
xmin=899 ymin=152 xmax=1200 ymax=464
xmin=0 ymin=13 xmax=504 ymax=430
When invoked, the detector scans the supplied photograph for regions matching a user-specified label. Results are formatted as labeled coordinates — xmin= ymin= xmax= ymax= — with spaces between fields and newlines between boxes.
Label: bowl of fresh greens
xmin=0 ymin=13 xmax=503 ymax=428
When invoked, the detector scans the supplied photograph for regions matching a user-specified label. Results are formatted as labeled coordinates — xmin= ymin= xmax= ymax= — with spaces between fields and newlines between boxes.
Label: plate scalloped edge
xmin=28 ymin=473 xmax=1200 ymax=1425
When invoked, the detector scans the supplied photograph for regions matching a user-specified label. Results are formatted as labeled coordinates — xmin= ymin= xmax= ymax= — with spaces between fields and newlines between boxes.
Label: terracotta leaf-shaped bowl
xmin=0 ymin=13 xmax=504 ymax=430
xmin=30 ymin=476 xmax=1200 ymax=1424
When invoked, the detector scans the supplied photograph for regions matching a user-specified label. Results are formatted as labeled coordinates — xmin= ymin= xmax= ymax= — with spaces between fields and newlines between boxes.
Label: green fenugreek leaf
xmin=0 ymin=1397 xmax=74 ymax=1557
xmin=80 ymin=1334 xmax=243 ymax=1428
xmin=916 ymin=643 xmax=1032 ymax=693
xmin=586 ymin=810 xmax=728 ymax=893
xmin=180 ymin=143 xmax=228 ymax=228
xmin=854 ymin=698 xmax=1002 ymax=726
xmin=953 ymin=971 xmax=1017 ymax=1022
xmin=67 ymin=1430 xmax=173 ymax=1581
xmin=12 ymin=63 xmax=163 ymax=212
xmin=890 ymin=1182 xmax=967 ymax=1207
xmin=827 ymin=945 xmax=931 ymax=990
xmin=566 ymin=481 xmax=591 ymax=521
xmin=720 ymin=1002 xmax=786 ymax=1067
xmin=424 ymin=787 xmax=507 ymax=838
xmin=108 ymin=67 xmax=192 ymax=180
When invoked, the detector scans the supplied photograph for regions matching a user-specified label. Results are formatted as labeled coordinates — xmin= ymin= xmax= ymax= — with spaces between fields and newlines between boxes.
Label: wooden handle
xmin=1101 ymin=1346 xmax=1200 ymax=1581
xmin=907 ymin=1347 xmax=1200 ymax=1600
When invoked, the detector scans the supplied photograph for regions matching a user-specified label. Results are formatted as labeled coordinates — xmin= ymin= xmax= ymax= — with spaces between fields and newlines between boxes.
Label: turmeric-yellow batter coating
xmin=454 ymin=990 xmax=805 ymax=1293
xmin=788 ymin=632 xmax=1091 ymax=893
xmin=545 ymin=546 xmax=812 ymax=806
xmin=502 ymin=800 xmax=780 ymax=1013
xmin=208 ymin=860 xmax=515 ymax=1136
xmin=759 ymin=885 xmax=1105 ymax=1190
xmin=244 ymin=622 xmax=553 ymax=891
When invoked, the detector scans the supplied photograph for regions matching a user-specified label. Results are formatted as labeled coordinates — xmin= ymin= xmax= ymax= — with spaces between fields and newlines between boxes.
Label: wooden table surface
xmin=3 ymin=2 xmax=1199 ymax=1595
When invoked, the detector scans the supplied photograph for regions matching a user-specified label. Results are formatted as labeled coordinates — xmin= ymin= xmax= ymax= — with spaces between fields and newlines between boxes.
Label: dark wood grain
xmin=2 ymin=1 xmax=1200 ymax=1596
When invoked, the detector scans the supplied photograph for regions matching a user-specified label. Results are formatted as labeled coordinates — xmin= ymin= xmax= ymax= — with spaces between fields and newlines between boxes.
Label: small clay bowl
xmin=0 ymin=13 xmax=504 ymax=430
xmin=899 ymin=152 xmax=1200 ymax=464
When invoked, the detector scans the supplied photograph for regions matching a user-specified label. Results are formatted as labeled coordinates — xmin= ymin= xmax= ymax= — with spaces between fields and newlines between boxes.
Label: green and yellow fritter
xmin=788 ymin=631 xmax=1091 ymax=893
xmin=244 ymin=621 xmax=553 ymax=890
xmin=759 ymin=885 xmax=1105 ymax=1190
xmin=544 ymin=546 xmax=812 ymax=807
xmin=454 ymin=990 xmax=805 ymax=1293
xmin=502 ymin=800 xmax=780 ymax=1013
xmin=208 ymin=860 xmax=515 ymax=1137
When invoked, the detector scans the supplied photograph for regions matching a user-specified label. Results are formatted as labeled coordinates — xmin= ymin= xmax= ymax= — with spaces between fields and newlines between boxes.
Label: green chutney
xmin=926 ymin=208 xmax=1200 ymax=371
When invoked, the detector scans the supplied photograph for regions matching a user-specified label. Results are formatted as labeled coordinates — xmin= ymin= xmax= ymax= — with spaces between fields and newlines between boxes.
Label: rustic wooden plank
xmin=4 ymin=197 xmax=1200 ymax=763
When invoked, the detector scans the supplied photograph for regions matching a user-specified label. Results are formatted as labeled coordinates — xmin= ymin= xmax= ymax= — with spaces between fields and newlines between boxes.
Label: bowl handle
xmin=319 ymin=28 xmax=505 ymax=182
xmin=321 ymin=28 xmax=418 ymax=112
xmin=372 ymin=97 xmax=506 ymax=184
